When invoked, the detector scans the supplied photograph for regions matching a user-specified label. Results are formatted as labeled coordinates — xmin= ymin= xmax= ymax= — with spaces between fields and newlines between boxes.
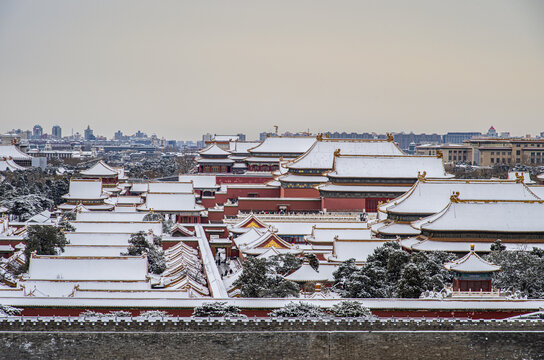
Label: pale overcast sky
xmin=1 ymin=1 xmax=543 ymax=140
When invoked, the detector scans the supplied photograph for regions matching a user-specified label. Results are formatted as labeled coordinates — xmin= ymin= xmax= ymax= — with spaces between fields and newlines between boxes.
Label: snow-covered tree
xmin=0 ymin=305 xmax=22 ymax=316
xmin=24 ymin=225 xmax=68 ymax=270
xmin=193 ymin=302 xmax=244 ymax=318
xmin=331 ymin=300 xmax=373 ymax=318
xmin=234 ymin=256 xmax=300 ymax=298
xmin=334 ymin=242 xmax=455 ymax=298
xmin=123 ymin=231 xmax=166 ymax=274
xmin=304 ymin=253 xmax=320 ymax=272
xmin=270 ymin=302 xmax=327 ymax=318
xmin=486 ymin=250 xmax=544 ymax=298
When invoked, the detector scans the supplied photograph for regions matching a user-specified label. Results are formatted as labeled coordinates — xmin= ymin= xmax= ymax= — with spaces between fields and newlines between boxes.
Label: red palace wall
xmin=237 ymin=198 xmax=321 ymax=212
xmin=16 ymin=306 xmax=531 ymax=319
xmin=280 ymin=187 xmax=320 ymax=198
xmin=321 ymin=197 xmax=393 ymax=212
xmin=226 ymin=187 xmax=280 ymax=199
xmin=216 ymin=175 xmax=273 ymax=185
xmin=200 ymin=197 xmax=218 ymax=208
xmin=322 ymin=197 xmax=366 ymax=212
xmin=207 ymin=209 xmax=225 ymax=223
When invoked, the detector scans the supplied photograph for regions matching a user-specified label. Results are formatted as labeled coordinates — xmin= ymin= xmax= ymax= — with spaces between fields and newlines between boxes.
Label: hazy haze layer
xmin=1 ymin=0 xmax=543 ymax=139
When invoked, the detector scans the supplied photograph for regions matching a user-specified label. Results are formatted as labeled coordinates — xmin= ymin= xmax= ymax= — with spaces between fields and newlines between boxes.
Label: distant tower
xmin=33 ymin=124 xmax=43 ymax=139
xmin=52 ymin=125 xmax=62 ymax=139
xmin=487 ymin=126 xmax=498 ymax=138
xmin=84 ymin=125 xmax=95 ymax=140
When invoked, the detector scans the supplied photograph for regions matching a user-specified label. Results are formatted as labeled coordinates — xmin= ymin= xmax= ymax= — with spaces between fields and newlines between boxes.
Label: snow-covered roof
xmin=305 ymin=227 xmax=371 ymax=244
xmin=130 ymin=183 xmax=149 ymax=193
xmin=528 ymin=186 xmax=544 ymax=199
xmin=288 ymin=138 xmax=404 ymax=170
xmin=178 ymin=175 xmax=219 ymax=189
xmin=382 ymin=179 xmax=540 ymax=215
xmin=70 ymin=221 xmax=163 ymax=234
xmin=65 ymin=232 xmax=133 ymax=246
xmin=147 ymin=181 xmax=194 ymax=194
xmin=248 ymin=136 xmax=316 ymax=155
xmin=375 ymin=222 xmax=421 ymax=236
xmin=285 ymin=263 xmax=337 ymax=282
xmin=402 ymin=237 xmax=544 ymax=253
xmin=198 ymin=143 xmax=231 ymax=156
xmin=416 ymin=199 xmax=544 ymax=233
xmin=137 ymin=192 xmax=204 ymax=212
xmin=537 ymin=173 xmax=544 ymax=181
xmin=232 ymin=228 xmax=265 ymax=248
xmin=327 ymin=239 xmax=387 ymax=263
xmin=507 ymin=171 xmax=535 ymax=185
xmin=0 ymin=158 xmax=26 ymax=171
xmin=0 ymin=145 xmax=32 ymax=161
xmin=328 ymin=155 xmax=452 ymax=179
xmin=80 ymin=161 xmax=118 ymax=177
xmin=75 ymin=211 xmax=148 ymax=222
xmin=27 ymin=254 xmax=149 ymax=281
xmin=444 ymin=247 xmax=501 ymax=273
xmin=62 ymin=179 xmax=108 ymax=200
xmin=229 ymin=141 xmax=260 ymax=154
xmin=62 ymin=245 xmax=127 ymax=257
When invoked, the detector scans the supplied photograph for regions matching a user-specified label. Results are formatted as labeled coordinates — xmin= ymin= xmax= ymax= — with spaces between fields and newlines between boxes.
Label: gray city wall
xmin=0 ymin=317 xmax=543 ymax=359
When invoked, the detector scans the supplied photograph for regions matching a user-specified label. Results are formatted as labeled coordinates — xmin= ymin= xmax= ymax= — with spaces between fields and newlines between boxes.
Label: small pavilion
xmin=444 ymin=244 xmax=501 ymax=292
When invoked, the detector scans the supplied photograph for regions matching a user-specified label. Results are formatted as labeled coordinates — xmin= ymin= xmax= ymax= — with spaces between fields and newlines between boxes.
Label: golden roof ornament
xmin=333 ymin=149 xmax=341 ymax=157
xmin=316 ymin=133 xmax=323 ymax=141
xmin=515 ymin=172 xmax=524 ymax=183
xmin=417 ymin=171 xmax=427 ymax=181
xmin=324 ymin=133 xmax=330 ymax=139
xmin=435 ymin=150 xmax=443 ymax=159
xmin=450 ymin=191 xmax=460 ymax=203
xmin=386 ymin=133 xmax=394 ymax=142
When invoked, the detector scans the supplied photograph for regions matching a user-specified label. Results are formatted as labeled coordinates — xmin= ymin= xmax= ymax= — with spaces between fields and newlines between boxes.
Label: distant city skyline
xmin=1 ymin=1 xmax=543 ymax=139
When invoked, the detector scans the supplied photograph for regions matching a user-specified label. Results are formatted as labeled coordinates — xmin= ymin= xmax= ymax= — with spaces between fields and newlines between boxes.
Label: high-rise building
xmin=52 ymin=125 xmax=62 ymax=138
xmin=114 ymin=130 xmax=123 ymax=140
xmin=442 ymin=132 xmax=481 ymax=144
xmin=84 ymin=125 xmax=95 ymax=140
xmin=33 ymin=124 xmax=43 ymax=139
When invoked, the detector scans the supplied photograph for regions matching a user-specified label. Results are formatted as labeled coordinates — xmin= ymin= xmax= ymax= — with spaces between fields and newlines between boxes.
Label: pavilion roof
xmin=147 ymin=181 xmax=194 ymax=194
xmin=415 ymin=198 xmax=544 ymax=233
xmin=0 ymin=145 xmax=32 ymax=161
xmin=62 ymin=179 xmax=108 ymax=200
xmin=288 ymin=138 xmax=403 ymax=170
xmin=0 ymin=157 xmax=26 ymax=171
xmin=27 ymin=254 xmax=149 ymax=281
xmin=380 ymin=179 xmax=540 ymax=215
xmin=285 ymin=263 xmax=337 ymax=282
xmin=178 ymin=175 xmax=219 ymax=190
xmin=137 ymin=192 xmax=204 ymax=212
xmin=328 ymin=154 xmax=452 ymax=180
xmin=80 ymin=160 xmax=118 ymax=177
xmin=444 ymin=247 xmax=501 ymax=273
xmin=198 ymin=143 xmax=231 ymax=156
xmin=248 ymin=136 xmax=316 ymax=155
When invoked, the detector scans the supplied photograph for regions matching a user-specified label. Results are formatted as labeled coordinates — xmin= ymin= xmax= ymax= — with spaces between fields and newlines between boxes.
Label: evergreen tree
xmin=123 ymin=231 xmax=166 ymax=274
xmin=304 ymin=253 xmax=320 ymax=272
xmin=24 ymin=225 xmax=69 ymax=270
xmin=193 ymin=302 xmax=243 ymax=317
xmin=333 ymin=242 xmax=455 ymax=298
xmin=486 ymin=250 xmax=544 ymax=298
xmin=234 ymin=256 xmax=300 ymax=298
xmin=331 ymin=300 xmax=373 ymax=318
xmin=270 ymin=302 xmax=327 ymax=318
